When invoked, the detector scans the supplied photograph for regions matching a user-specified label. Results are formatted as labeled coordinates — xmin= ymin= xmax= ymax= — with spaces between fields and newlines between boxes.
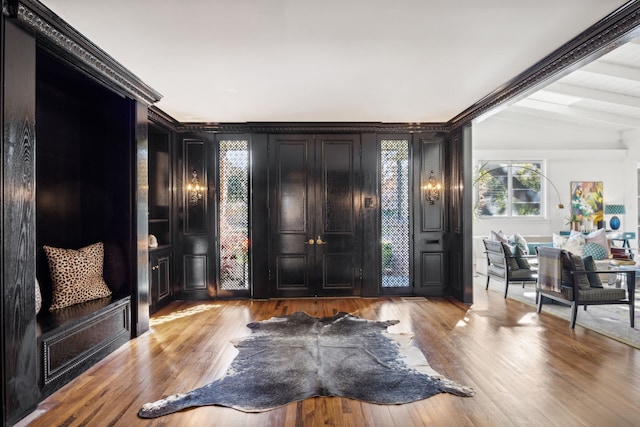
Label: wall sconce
xmin=186 ymin=169 xmax=204 ymax=205
xmin=425 ymin=170 xmax=441 ymax=205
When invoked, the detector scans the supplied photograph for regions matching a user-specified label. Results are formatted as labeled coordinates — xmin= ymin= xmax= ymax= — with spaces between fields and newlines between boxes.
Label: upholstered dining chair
xmin=536 ymin=246 xmax=635 ymax=329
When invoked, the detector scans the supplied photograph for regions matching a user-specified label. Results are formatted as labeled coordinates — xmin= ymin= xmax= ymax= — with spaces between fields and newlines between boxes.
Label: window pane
xmin=511 ymin=163 xmax=541 ymax=216
xmin=219 ymin=140 xmax=249 ymax=290
xmin=380 ymin=140 xmax=410 ymax=288
xmin=475 ymin=162 xmax=508 ymax=217
xmin=475 ymin=161 xmax=543 ymax=218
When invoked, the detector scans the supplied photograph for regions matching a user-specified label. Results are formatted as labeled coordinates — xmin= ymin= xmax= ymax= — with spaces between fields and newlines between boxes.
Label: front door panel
xmin=269 ymin=134 xmax=361 ymax=297
xmin=316 ymin=137 xmax=360 ymax=293
xmin=271 ymin=136 xmax=313 ymax=295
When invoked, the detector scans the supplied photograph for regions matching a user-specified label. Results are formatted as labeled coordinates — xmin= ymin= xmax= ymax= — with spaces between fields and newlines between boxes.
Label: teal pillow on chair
xmin=513 ymin=245 xmax=531 ymax=269
xmin=583 ymin=242 xmax=607 ymax=260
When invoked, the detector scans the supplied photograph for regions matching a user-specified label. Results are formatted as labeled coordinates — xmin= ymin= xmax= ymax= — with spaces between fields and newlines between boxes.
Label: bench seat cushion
xmin=511 ymin=268 xmax=536 ymax=281
xmin=561 ymin=287 xmax=626 ymax=301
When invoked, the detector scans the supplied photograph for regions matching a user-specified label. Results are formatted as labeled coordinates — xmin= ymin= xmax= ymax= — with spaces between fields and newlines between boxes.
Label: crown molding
xmin=168 ymin=121 xmax=449 ymax=134
xmin=5 ymin=0 xmax=162 ymax=105
xmin=450 ymin=0 xmax=640 ymax=128
xmin=149 ymin=106 xmax=180 ymax=131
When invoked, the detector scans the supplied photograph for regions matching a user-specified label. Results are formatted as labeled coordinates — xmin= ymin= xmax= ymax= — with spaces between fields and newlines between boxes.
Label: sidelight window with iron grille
xmin=380 ymin=139 xmax=410 ymax=288
xmin=219 ymin=140 xmax=249 ymax=290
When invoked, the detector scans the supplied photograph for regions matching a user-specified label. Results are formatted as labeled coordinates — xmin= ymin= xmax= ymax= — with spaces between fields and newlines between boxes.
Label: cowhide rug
xmin=138 ymin=311 xmax=474 ymax=418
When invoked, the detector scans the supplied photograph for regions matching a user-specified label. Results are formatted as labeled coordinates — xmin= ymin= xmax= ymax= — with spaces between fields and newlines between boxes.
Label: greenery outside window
xmin=474 ymin=161 xmax=544 ymax=218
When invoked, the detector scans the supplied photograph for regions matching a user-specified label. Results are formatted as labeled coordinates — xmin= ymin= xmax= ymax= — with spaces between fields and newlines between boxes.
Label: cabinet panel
xmin=157 ymin=256 xmax=170 ymax=301
xmin=150 ymin=248 xmax=172 ymax=314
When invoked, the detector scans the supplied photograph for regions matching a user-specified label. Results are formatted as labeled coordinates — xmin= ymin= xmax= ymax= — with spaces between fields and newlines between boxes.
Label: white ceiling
xmin=39 ymin=0 xmax=632 ymax=123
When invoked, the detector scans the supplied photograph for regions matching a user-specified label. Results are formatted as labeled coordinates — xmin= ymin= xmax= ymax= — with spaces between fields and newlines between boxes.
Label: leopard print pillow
xmin=44 ymin=242 xmax=112 ymax=311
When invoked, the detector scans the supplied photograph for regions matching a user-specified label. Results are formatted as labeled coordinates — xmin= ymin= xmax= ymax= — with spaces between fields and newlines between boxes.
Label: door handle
xmin=316 ymin=236 xmax=327 ymax=245
xmin=304 ymin=238 xmax=315 ymax=245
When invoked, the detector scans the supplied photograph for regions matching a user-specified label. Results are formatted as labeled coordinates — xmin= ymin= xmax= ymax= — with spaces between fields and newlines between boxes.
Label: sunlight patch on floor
xmin=150 ymin=303 xmax=220 ymax=326
xmin=518 ymin=312 xmax=538 ymax=325
xmin=456 ymin=316 xmax=470 ymax=328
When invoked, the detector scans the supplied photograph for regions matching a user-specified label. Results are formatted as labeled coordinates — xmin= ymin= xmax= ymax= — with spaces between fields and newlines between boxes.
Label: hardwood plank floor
xmin=17 ymin=281 xmax=640 ymax=426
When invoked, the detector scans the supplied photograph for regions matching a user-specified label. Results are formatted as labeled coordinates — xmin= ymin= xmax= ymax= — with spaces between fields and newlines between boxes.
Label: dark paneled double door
xmin=269 ymin=134 xmax=362 ymax=297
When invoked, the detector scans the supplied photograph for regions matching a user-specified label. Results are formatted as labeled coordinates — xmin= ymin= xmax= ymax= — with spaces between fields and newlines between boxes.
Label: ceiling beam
xmin=628 ymin=37 xmax=640 ymax=46
xmin=485 ymin=106 xmax=623 ymax=137
xmin=515 ymin=98 xmax=640 ymax=128
xmin=546 ymin=83 xmax=640 ymax=109
xmin=579 ymin=61 xmax=640 ymax=82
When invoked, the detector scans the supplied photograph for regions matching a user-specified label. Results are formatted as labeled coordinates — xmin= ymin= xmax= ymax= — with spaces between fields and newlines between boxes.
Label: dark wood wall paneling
xmin=360 ymin=133 xmax=380 ymax=297
xmin=168 ymin=128 xmax=449 ymax=300
xmin=250 ymin=134 xmax=269 ymax=299
xmin=1 ymin=35 xmax=144 ymax=424
xmin=2 ymin=7 xmax=152 ymax=423
xmin=2 ymin=18 xmax=38 ymax=426
xmin=460 ymin=125 xmax=474 ymax=303
xmin=413 ymin=133 xmax=446 ymax=297
xmin=176 ymin=133 xmax=216 ymax=299
xmin=135 ymin=100 xmax=150 ymax=334
xmin=444 ymin=127 xmax=472 ymax=303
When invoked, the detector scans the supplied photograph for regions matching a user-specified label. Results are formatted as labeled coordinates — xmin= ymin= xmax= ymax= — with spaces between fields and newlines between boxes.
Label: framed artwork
xmin=570 ymin=181 xmax=603 ymax=223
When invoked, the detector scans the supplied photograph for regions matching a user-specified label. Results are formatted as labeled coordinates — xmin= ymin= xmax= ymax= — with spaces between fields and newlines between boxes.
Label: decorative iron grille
xmin=380 ymin=140 xmax=410 ymax=288
xmin=219 ymin=140 xmax=249 ymax=290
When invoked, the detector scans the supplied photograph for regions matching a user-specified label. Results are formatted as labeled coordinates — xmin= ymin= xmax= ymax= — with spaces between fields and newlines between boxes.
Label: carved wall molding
xmin=149 ymin=107 xmax=179 ymax=131
xmin=8 ymin=0 xmax=162 ymax=106
xmin=450 ymin=0 xmax=640 ymax=128
xmin=168 ymin=122 xmax=449 ymax=134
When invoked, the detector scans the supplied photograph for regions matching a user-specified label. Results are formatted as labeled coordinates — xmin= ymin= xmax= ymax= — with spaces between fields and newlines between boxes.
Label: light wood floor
xmin=18 ymin=281 xmax=640 ymax=427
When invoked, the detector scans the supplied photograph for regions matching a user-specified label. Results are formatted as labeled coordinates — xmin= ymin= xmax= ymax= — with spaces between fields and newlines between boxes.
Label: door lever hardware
xmin=316 ymin=236 xmax=327 ymax=245
xmin=304 ymin=238 xmax=315 ymax=245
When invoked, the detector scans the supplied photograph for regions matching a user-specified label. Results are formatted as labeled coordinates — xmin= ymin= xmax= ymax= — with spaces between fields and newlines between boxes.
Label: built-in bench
xmin=36 ymin=295 xmax=131 ymax=398
xmin=32 ymin=48 xmax=139 ymax=402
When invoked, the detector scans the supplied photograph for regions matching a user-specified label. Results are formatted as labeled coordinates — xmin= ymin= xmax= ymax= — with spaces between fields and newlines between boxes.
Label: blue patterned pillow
xmin=508 ymin=232 xmax=529 ymax=255
xmin=582 ymin=242 xmax=607 ymax=260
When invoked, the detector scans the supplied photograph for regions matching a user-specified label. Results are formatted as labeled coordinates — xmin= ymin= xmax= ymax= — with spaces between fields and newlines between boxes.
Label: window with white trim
xmin=474 ymin=161 xmax=544 ymax=218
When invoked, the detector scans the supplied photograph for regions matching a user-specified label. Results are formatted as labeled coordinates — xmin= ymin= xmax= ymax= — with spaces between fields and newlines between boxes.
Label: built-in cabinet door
xmin=149 ymin=248 xmax=171 ymax=314
xmin=268 ymin=134 xmax=362 ymax=297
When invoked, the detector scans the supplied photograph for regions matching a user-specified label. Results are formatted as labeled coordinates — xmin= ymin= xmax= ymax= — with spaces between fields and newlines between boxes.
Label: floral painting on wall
xmin=570 ymin=181 xmax=603 ymax=223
